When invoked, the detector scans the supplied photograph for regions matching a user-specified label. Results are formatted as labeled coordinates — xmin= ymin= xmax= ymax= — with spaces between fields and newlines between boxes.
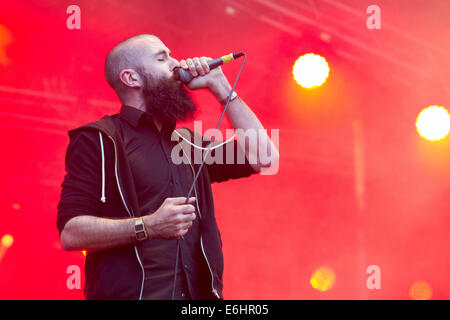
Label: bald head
xmin=105 ymin=34 xmax=195 ymax=123
xmin=104 ymin=33 xmax=158 ymax=97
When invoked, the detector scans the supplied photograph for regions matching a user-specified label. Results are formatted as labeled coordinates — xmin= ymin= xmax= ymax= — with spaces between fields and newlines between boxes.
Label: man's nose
xmin=170 ymin=57 xmax=181 ymax=72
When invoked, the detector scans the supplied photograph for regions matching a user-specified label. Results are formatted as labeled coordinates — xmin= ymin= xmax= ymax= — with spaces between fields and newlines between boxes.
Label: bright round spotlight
xmin=310 ymin=266 xmax=336 ymax=292
xmin=1 ymin=234 xmax=14 ymax=248
xmin=409 ymin=281 xmax=432 ymax=300
xmin=416 ymin=105 xmax=450 ymax=141
xmin=292 ymin=53 xmax=330 ymax=89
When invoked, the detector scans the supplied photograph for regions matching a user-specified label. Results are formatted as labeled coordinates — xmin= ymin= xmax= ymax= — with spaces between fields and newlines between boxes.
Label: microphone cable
xmin=171 ymin=52 xmax=247 ymax=300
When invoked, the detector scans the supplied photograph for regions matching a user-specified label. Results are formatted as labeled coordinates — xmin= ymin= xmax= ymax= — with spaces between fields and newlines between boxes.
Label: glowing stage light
xmin=409 ymin=281 xmax=432 ymax=300
xmin=310 ymin=266 xmax=336 ymax=292
xmin=292 ymin=53 xmax=330 ymax=89
xmin=0 ymin=234 xmax=14 ymax=262
xmin=0 ymin=24 xmax=13 ymax=66
xmin=416 ymin=106 xmax=450 ymax=141
xmin=1 ymin=234 xmax=14 ymax=248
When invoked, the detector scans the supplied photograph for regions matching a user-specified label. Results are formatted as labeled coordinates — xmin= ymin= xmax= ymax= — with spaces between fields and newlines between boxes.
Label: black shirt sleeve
xmin=56 ymin=130 xmax=102 ymax=236
xmin=206 ymin=139 xmax=259 ymax=183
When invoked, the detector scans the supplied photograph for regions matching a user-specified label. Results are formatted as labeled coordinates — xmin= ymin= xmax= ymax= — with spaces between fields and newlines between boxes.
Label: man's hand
xmin=143 ymin=197 xmax=197 ymax=240
xmin=179 ymin=57 xmax=230 ymax=93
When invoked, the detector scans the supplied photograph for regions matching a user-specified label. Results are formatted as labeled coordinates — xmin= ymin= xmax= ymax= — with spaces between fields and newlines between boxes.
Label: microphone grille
xmin=232 ymin=52 xmax=245 ymax=59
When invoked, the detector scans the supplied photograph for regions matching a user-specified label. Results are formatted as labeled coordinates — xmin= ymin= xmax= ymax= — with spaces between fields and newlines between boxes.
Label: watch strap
xmin=220 ymin=91 xmax=238 ymax=106
xmin=134 ymin=218 xmax=148 ymax=241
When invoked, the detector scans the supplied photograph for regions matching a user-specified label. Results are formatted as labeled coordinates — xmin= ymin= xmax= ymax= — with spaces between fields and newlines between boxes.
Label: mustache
xmin=168 ymin=70 xmax=183 ymax=85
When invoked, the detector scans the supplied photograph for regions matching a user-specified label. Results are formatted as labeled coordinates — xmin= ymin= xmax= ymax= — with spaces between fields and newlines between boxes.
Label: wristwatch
xmin=220 ymin=91 xmax=238 ymax=105
xmin=134 ymin=218 xmax=148 ymax=241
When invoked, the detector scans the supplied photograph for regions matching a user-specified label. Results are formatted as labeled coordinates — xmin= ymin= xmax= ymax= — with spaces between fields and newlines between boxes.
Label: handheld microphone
xmin=175 ymin=52 xmax=245 ymax=84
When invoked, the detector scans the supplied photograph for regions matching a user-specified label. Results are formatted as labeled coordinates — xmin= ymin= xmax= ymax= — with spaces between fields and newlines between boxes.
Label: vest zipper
xmin=107 ymin=134 xmax=145 ymax=300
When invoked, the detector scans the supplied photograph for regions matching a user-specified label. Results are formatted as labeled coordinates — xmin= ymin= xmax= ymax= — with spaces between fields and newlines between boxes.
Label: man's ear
xmin=119 ymin=69 xmax=142 ymax=88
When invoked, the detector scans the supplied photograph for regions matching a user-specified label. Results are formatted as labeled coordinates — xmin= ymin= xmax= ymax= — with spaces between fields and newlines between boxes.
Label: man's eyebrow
xmin=154 ymin=49 xmax=172 ymax=57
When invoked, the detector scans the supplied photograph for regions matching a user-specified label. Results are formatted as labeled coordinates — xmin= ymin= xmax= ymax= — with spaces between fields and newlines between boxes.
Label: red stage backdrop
xmin=0 ymin=0 xmax=449 ymax=299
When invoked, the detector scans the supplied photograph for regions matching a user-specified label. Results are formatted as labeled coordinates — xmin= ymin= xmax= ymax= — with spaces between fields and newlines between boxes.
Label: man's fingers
xmin=199 ymin=57 xmax=210 ymax=73
xmin=176 ymin=211 xmax=196 ymax=224
xmin=185 ymin=58 xmax=198 ymax=77
xmin=179 ymin=221 xmax=193 ymax=230
xmin=192 ymin=57 xmax=206 ymax=76
xmin=173 ymin=204 xmax=196 ymax=215
xmin=180 ymin=60 xmax=188 ymax=69
xmin=166 ymin=197 xmax=195 ymax=205
xmin=180 ymin=57 xmax=211 ymax=77
xmin=178 ymin=228 xmax=189 ymax=238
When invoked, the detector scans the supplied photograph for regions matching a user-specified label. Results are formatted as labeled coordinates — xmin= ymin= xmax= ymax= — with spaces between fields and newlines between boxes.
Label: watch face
xmin=136 ymin=231 xmax=147 ymax=241
xmin=135 ymin=219 xmax=147 ymax=241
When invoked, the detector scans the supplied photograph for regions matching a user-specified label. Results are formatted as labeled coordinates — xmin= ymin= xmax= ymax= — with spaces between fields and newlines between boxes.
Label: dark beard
xmin=142 ymin=73 xmax=197 ymax=125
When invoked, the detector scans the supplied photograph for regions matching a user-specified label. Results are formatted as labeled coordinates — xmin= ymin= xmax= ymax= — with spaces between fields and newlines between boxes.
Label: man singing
xmin=56 ymin=34 xmax=279 ymax=300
